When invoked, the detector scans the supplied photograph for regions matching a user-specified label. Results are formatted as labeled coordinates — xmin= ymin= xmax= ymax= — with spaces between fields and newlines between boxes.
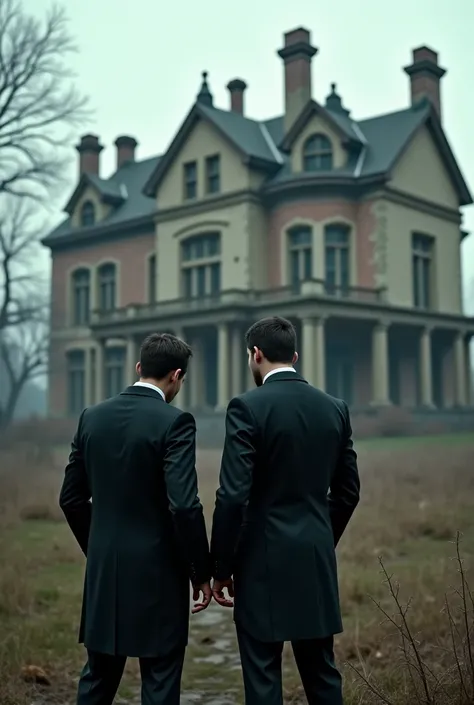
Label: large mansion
xmin=43 ymin=27 xmax=474 ymax=416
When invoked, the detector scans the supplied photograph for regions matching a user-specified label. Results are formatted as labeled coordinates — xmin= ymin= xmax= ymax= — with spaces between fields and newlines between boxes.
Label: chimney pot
xmin=227 ymin=78 xmax=247 ymax=115
xmin=76 ymin=134 xmax=103 ymax=176
xmin=277 ymin=26 xmax=318 ymax=133
xmin=404 ymin=45 xmax=446 ymax=119
xmin=114 ymin=135 xmax=138 ymax=169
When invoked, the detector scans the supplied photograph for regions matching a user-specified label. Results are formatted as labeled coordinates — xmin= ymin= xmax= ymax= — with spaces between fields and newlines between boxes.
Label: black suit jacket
xmin=211 ymin=371 xmax=360 ymax=643
xmin=59 ymin=385 xmax=210 ymax=658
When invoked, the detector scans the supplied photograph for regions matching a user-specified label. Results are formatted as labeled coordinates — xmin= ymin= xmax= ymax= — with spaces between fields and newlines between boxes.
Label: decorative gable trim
xmin=279 ymin=99 xmax=360 ymax=152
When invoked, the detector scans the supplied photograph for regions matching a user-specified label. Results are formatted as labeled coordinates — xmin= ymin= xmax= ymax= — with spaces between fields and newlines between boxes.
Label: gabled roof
xmin=357 ymin=101 xmax=471 ymax=204
xmin=279 ymin=99 xmax=362 ymax=152
xmin=43 ymin=92 xmax=472 ymax=249
xmin=64 ymin=173 xmax=126 ymax=214
xmin=43 ymin=156 xmax=160 ymax=246
xmin=143 ymin=102 xmax=283 ymax=197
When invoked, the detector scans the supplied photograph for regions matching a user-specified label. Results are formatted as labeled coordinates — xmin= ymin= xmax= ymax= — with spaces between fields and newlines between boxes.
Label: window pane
xmin=319 ymin=153 xmax=333 ymax=170
xmin=289 ymin=227 xmax=312 ymax=247
xmin=210 ymin=263 xmax=221 ymax=294
xmin=340 ymin=249 xmax=350 ymax=291
xmin=290 ymin=250 xmax=300 ymax=289
xmin=413 ymin=256 xmax=419 ymax=307
xmin=183 ymin=269 xmax=192 ymax=298
xmin=197 ymin=266 xmax=206 ymax=297
xmin=325 ymin=225 xmax=349 ymax=245
xmin=325 ymin=247 xmax=336 ymax=292
xmin=421 ymin=258 xmax=430 ymax=307
xmin=303 ymin=248 xmax=312 ymax=279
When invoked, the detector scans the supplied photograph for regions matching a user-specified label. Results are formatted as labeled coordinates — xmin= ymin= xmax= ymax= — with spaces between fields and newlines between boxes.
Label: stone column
xmin=465 ymin=336 xmax=473 ymax=407
xmin=314 ymin=317 xmax=326 ymax=390
xmin=126 ymin=336 xmax=140 ymax=387
xmin=217 ymin=322 xmax=230 ymax=409
xmin=189 ymin=336 xmax=204 ymax=409
xmin=419 ymin=326 xmax=434 ymax=407
xmin=371 ymin=322 xmax=391 ymax=405
xmin=453 ymin=331 xmax=467 ymax=406
xmin=231 ymin=324 xmax=243 ymax=397
xmin=301 ymin=318 xmax=315 ymax=385
xmin=94 ymin=340 xmax=105 ymax=403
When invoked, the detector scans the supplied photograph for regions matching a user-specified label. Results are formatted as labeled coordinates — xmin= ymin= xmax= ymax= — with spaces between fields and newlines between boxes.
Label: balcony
xmin=90 ymin=279 xmax=386 ymax=328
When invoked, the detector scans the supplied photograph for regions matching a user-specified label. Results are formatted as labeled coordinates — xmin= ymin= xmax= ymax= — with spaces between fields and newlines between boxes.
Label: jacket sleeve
xmin=328 ymin=401 xmax=360 ymax=547
xmin=59 ymin=410 xmax=92 ymax=556
xmin=211 ymin=396 xmax=257 ymax=581
xmin=163 ymin=411 xmax=210 ymax=585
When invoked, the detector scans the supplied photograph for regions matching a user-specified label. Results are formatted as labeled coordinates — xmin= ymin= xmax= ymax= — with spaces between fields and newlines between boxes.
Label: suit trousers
xmin=236 ymin=627 xmax=343 ymax=705
xmin=76 ymin=647 xmax=186 ymax=705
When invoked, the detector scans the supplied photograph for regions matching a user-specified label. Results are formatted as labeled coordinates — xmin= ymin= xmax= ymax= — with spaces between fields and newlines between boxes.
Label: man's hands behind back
xmin=212 ymin=578 xmax=234 ymax=607
xmin=192 ymin=581 xmax=212 ymax=613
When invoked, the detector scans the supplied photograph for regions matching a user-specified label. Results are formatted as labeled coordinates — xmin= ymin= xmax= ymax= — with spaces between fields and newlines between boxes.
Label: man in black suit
xmin=211 ymin=316 xmax=360 ymax=705
xmin=59 ymin=333 xmax=211 ymax=705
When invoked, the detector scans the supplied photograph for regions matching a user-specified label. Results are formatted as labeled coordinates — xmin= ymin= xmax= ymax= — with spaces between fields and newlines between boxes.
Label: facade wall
xmin=156 ymin=118 xmax=257 ymax=210
xmin=50 ymin=232 xmax=155 ymax=330
xmin=390 ymin=126 xmax=459 ymax=210
xmin=377 ymin=199 xmax=462 ymax=313
xmin=267 ymin=200 xmax=377 ymax=289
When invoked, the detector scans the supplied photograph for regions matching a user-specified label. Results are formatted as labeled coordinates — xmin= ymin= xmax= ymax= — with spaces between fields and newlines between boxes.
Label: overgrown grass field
xmin=0 ymin=431 xmax=473 ymax=704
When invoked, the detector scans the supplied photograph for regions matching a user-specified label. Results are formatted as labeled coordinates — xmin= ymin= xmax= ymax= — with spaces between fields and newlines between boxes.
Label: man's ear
xmin=292 ymin=352 xmax=299 ymax=364
xmin=136 ymin=362 xmax=141 ymax=376
xmin=254 ymin=346 xmax=263 ymax=364
xmin=171 ymin=368 xmax=182 ymax=383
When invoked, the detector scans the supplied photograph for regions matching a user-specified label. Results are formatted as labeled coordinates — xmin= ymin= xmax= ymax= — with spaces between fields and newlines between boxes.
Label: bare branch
xmin=0 ymin=0 xmax=90 ymax=202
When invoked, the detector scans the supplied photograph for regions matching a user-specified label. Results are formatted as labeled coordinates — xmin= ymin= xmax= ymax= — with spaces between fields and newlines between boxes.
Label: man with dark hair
xmin=60 ymin=332 xmax=211 ymax=705
xmin=211 ymin=316 xmax=360 ymax=705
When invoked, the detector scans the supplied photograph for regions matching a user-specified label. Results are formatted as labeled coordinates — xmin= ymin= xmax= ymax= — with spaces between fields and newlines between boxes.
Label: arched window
xmin=97 ymin=262 xmax=117 ymax=311
xmin=287 ymin=226 xmax=312 ymax=291
xmin=303 ymin=134 xmax=333 ymax=171
xmin=80 ymin=200 xmax=96 ymax=227
xmin=72 ymin=268 xmax=90 ymax=325
xmin=324 ymin=224 xmax=350 ymax=295
xmin=181 ymin=233 xmax=221 ymax=298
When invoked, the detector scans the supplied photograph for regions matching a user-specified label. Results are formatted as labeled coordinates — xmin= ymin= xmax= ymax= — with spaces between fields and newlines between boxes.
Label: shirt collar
xmin=263 ymin=367 xmax=296 ymax=384
xmin=134 ymin=381 xmax=166 ymax=402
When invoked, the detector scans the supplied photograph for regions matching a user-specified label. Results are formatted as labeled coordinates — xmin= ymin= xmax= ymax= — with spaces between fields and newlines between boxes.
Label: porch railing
xmin=90 ymin=279 xmax=386 ymax=326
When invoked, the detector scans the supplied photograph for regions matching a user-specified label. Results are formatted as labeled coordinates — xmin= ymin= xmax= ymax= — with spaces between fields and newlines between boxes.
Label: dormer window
xmin=80 ymin=200 xmax=96 ymax=227
xmin=303 ymin=134 xmax=333 ymax=171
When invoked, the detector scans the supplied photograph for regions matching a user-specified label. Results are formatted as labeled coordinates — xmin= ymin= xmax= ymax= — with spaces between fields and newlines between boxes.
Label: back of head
xmin=245 ymin=316 xmax=297 ymax=364
xmin=139 ymin=333 xmax=192 ymax=381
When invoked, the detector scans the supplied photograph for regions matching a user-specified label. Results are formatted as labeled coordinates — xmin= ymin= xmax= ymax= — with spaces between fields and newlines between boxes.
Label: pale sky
xmin=26 ymin=0 xmax=474 ymax=312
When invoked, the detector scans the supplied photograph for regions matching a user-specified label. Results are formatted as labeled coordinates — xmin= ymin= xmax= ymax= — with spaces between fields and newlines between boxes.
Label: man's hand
xmin=212 ymin=577 xmax=234 ymax=607
xmin=192 ymin=582 xmax=212 ymax=614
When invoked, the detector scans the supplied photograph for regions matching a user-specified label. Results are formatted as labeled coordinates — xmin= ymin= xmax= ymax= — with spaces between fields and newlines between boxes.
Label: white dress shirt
xmin=134 ymin=381 xmax=166 ymax=402
xmin=262 ymin=367 xmax=296 ymax=384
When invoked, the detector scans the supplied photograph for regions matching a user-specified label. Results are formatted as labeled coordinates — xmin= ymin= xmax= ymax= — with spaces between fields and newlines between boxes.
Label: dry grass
xmin=0 ymin=431 xmax=473 ymax=704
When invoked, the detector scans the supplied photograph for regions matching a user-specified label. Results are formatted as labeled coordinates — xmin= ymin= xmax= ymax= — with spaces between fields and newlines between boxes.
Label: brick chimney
xmin=404 ymin=46 xmax=446 ymax=119
xmin=227 ymin=79 xmax=247 ymax=115
xmin=278 ymin=27 xmax=318 ymax=132
xmin=76 ymin=134 xmax=103 ymax=176
xmin=114 ymin=135 xmax=138 ymax=169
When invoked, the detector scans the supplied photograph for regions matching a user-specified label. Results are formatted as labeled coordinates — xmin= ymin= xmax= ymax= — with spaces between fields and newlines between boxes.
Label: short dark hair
xmin=245 ymin=316 xmax=296 ymax=363
xmin=140 ymin=333 xmax=192 ymax=380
